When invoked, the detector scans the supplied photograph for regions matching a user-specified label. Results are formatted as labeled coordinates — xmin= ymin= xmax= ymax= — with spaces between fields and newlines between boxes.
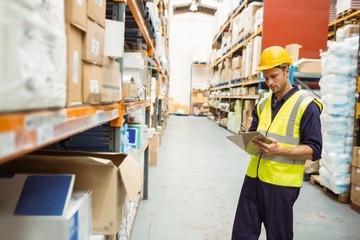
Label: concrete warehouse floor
xmin=131 ymin=115 xmax=360 ymax=240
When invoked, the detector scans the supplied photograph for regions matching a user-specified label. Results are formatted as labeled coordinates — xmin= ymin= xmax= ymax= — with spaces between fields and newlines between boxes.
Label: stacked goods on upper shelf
xmin=318 ymin=34 xmax=359 ymax=194
xmin=82 ymin=1 xmax=106 ymax=105
xmin=0 ymin=0 xmax=124 ymax=112
xmin=329 ymin=0 xmax=337 ymax=23
xmin=123 ymin=51 xmax=148 ymax=102
xmin=227 ymin=100 xmax=242 ymax=133
xmin=336 ymin=0 xmax=360 ymax=16
xmin=0 ymin=1 xmax=67 ymax=112
xmin=210 ymin=1 xmax=264 ymax=87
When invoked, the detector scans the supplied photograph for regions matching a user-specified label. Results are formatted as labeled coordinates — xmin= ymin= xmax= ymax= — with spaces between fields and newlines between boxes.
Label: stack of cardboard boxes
xmin=65 ymin=0 xmax=123 ymax=106
xmin=351 ymin=147 xmax=360 ymax=210
xmin=0 ymin=151 xmax=143 ymax=238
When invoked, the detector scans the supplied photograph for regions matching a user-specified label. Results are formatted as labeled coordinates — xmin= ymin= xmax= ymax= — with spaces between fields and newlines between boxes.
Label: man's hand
xmin=252 ymin=137 xmax=279 ymax=156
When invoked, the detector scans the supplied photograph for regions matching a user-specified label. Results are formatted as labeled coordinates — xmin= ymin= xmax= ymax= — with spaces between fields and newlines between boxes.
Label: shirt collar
xmin=272 ymin=85 xmax=300 ymax=104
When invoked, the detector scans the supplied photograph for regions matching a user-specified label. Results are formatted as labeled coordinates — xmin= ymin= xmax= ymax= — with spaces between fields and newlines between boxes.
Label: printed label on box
xmin=0 ymin=131 xmax=16 ymax=157
xmin=90 ymin=80 xmax=99 ymax=94
xmin=76 ymin=0 xmax=83 ymax=5
xmin=357 ymin=168 xmax=360 ymax=173
xmin=91 ymin=38 xmax=100 ymax=56
xmin=72 ymin=51 xmax=80 ymax=84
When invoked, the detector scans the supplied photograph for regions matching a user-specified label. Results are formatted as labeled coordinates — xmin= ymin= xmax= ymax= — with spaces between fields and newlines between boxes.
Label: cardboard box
xmin=83 ymin=19 xmax=104 ymax=65
xmin=244 ymin=100 xmax=255 ymax=111
xmin=352 ymin=146 xmax=360 ymax=167
xmin=1 ymin=152 xmax=143 ymax=235
xmin=296 ymin=59 xmax=322 ymax=74
xmin=66 ymin=25 xmax=83 ymax=106
xmin=157 ymin=126 xmax=163 ymax=144
xmin=351 ymin=184 xmax=360 ymax=205
xmin=0 ymin=174 xmax=92 ymax=240
xmin=351 ymin=165 xmax=360 ymax=185
xmin=65 ymin=0 xmax=87 ymax=31
xmin=87 ymin=0 xmax=106 ymax=28
xmin=242 ymin=110 xmax=252 ymax=131
xmin=102 ymin=57 xmax=122 ymax=103
xmin=149 ymin=132 xmax=160 ymax=152
xmin=122 ymin=82 xmax=138 ymax=98
xmin=83 ymin=62 xmax=103 ymax=104
xmin=150 ymin=149 xmax=158 ymax=167
xmin=104 ymin=20 xmax=124 ymax=58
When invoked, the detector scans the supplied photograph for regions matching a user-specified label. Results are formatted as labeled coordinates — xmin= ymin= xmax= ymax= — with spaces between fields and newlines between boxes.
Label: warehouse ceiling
xmin=171 ymin=0 xmax=221 ymax=15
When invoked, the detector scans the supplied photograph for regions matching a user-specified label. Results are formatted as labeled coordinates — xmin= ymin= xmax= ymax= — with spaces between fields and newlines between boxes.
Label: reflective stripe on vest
xmin=246 ymin=91 xmax=315 ymax=187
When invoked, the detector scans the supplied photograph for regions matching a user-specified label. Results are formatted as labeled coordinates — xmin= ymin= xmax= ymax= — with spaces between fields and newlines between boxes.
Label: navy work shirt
xmin=248 ymin=86 xmax=322 ymax=160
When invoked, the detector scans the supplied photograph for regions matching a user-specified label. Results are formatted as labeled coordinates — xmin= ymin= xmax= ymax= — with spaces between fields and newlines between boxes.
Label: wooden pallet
xmin=350 ymin=202 xmax=360 ymax=214
xmin=309 ymin=175 xmax=350 ymax=203
xmin=336 ymin=8 xmax=358 ymax=19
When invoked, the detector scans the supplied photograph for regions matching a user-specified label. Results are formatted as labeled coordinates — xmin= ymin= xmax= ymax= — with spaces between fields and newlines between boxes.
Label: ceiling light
xmin=189 ymin=0 xmax=198 ymax=11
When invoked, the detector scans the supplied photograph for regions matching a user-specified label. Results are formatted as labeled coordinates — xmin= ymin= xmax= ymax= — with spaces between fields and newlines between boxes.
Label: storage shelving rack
xmin=1 ymin=0 xmax=169 ymax=239
xmin=209 ymin=0 xmax=330 ymax=133
xmin=190 ymin=63 xmax=211 ymax=116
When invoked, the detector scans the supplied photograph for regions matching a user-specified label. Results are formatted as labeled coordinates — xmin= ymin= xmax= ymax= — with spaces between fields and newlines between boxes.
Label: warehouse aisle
xmin=131 ymin=116 xmax=360 ymax=240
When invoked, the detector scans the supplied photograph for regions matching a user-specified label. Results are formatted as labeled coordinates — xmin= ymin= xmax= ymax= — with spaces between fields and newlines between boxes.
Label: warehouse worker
xmin=232 ymin=46 xmax=322 ymax=240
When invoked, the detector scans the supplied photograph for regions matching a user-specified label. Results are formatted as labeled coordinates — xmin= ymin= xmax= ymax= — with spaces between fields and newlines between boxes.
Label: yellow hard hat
xmin=256 ymin=46 xmax=293 ymax=71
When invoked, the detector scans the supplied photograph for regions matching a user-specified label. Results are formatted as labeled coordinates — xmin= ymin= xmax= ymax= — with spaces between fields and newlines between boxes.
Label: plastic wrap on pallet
xmin=322 ymin=133 xmax=353 ymax=155
xmin=319 ymin=34 xmax=359 ymax=195
xmin=321 ymin=150 xmax=352 ymax=174
xmin=0 ymin=1 xmax=66 ymax=112
xmin=320 ymin=113 xmax=354 ymax=135
xmin=319 ymin=167 xmax=350 ymax=194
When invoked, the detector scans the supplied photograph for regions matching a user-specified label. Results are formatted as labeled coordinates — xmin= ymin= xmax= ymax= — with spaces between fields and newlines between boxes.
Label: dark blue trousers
xmin=232 ymin=176 xmax=300 ymax=240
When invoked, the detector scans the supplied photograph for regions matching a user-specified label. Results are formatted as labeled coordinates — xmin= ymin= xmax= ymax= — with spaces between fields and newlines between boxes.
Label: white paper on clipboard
xmin=226 ymin=131 xmax=271 ymax=155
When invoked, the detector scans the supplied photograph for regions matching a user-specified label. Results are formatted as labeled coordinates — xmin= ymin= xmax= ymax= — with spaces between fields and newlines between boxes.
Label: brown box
xmin=244 ymin=99 xmax=255 ymax=111
xmin=65 ymin=0 xmax=87 ymax=31
xmin=352 ymin=147 xmax=360 ymax=167
xmin=351 ymin=165 xmax=360 ymax=185
xmin=122 ymin=82 xmax=138 ymax=98
xmin=149 ymin=132 xmax=160 ymax=152
xmin=66 ymin=25 xmax=83 ymax=106
xmin=248 ymin=86 xmax=257 ymax=96
xmin=296 ymin=60 xmax=322 ymax=74
xmin=1 ymin=151 xmax=143 ymax=235
xmin=155 ymin=79 xmax=161 ymax=96
xmin=157 ymin=126 xmax=163 ymax=144
xmin=83 ymin=19 xmax=104 ymax=65
xmin=150 ymin=149 xmax=158 ymax=167
xmin=83 ymin=62 xmax=103 ymax=104
xmin=102 ymin=57 xmax=122 ymax=103
xmin=351 ymin=184 xmax=360 ymax=205
xmin=242 ymin=110 xmax=253 ymax=131
xmin=87 ymin=0 xmax=106 ymax=27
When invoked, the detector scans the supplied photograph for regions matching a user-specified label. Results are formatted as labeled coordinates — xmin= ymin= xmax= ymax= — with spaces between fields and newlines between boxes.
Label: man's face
xmin=262 ymin=67 xmax=290 ymax=95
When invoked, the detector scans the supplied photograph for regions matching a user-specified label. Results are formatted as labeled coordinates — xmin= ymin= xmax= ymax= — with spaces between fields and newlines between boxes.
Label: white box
xmin=124 ymin=52 xmax=146 ymax=69
xmin=0 ymin=174 xmax=92 ymax=240
xmin=104 ymin=19 xmax=124 ymax=58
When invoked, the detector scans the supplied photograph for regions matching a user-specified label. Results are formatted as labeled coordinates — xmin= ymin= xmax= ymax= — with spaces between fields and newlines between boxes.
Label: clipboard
xmin=226 ymin=131 xmax=271 ymax=155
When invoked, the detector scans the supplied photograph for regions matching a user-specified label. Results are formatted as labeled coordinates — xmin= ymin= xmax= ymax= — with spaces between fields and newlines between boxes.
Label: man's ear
xmin=285 ymin=67 xmax=290 ymax=77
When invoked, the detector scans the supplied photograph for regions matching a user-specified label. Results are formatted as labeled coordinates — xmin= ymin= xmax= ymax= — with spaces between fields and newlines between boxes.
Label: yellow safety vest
xmin=246 ymin=90 xmax=322 ymax=187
